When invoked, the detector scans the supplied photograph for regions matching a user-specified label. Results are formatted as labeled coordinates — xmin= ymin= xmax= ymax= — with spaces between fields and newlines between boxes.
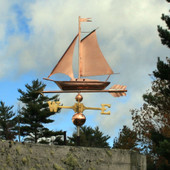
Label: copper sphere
xmin=75 ymin=93 xmax=83 ymax=102
xmin=72 ymin=113 xmax=86 ymax=126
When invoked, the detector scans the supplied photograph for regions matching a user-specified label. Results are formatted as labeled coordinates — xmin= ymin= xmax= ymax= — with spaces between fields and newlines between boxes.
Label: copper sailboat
xmin=44 ymin=17 xmax=114 ymax=91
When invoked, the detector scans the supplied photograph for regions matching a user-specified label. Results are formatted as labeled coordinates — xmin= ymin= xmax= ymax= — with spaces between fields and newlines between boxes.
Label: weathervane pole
xmin=77 ymin=126 xmax=80 ymax=146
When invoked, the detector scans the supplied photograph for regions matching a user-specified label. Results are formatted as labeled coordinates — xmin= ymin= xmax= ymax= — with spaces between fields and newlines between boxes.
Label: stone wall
xmin=0 ymin=141 xmax=146 ymax=170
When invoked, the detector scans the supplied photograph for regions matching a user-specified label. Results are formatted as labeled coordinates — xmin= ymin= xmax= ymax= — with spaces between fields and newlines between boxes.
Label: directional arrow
xmin=41 ymin=84 xmax=127 ymax=97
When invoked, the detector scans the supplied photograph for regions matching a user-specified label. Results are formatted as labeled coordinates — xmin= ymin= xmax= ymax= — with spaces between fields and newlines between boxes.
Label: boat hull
xmin=54 ymin=81 xmax=110 ymax=90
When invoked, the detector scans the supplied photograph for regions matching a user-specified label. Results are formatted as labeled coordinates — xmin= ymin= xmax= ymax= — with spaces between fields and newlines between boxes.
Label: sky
xmin=0 ymin=0 xmax=169 ymax=146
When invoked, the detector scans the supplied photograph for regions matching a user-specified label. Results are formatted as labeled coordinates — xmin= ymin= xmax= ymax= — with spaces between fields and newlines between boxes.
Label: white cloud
xmin=1 ymin=0 xmax=169 ymax=79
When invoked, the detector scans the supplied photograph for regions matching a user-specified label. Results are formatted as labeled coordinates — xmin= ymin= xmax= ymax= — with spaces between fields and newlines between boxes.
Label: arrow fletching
xmin=109 ymin=84 xmax=127 ymax=97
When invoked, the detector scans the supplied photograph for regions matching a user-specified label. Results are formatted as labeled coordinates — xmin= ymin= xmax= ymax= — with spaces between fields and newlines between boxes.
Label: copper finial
xmin=72 ymin=113 xmax=86 ymax=126
xmin=75 ymin=93 xmax=83 ymax=102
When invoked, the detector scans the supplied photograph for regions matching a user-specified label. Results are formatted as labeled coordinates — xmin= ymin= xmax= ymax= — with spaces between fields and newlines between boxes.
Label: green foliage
xmin=53 ymin=163 xmax=64 ymax=170
xmin=6 ymin=154 xmax=12 ymax=167
xmin=157 ymin=1 xmax=170 ymax=48
xmin=40 ymin=130 xmax=66 ymax=145
xmin=157 ymin=139 xmax=170 ymax=158
xmin=131 ymin=58 xmax=170 ymax=169
xmin=157 ymin=15 xmax=170 ymax=48
xmin=153 ymin=57 xmax=170 ymax=81
xmin=16 ymin=146 xmax=21 ymax=155
xmin=88 ymin=167 xmax=96 ymax=170
xmin=105 ymin=149 xmax=112 ymax=157
xmin=62 ymin=153 xmax=80 ymax=169
xmin=0 ymin=101 xmax=17 ymax=140
xmin=113 ymin=125 xmax=138 ymax=151
xmin=18 ymin=79 xmax=60 ymax=143
xmin=68 ymin=125 xmax=110 ymax=148
xmin=22 ymin=157 xmax=28 ymax=165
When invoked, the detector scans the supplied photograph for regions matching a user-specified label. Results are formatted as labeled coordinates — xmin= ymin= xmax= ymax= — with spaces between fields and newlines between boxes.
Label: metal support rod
xmin=63 ymin=131 xmax=67 ymax=145
xmin=77 ymin=126 xmax=80 ymax=136
xmin=77 ymin=126 xmax=80 ymax=146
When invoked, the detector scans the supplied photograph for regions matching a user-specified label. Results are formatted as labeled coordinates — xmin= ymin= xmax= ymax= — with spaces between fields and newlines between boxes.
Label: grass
xmin=105 ymin=149 xmax=112 ymax=157
xmin=16 ymin=146 xmax=21 ymax=155
xmin=53 ymin=163 xmax=64 ymax=170
xmin=22 ymin=157 xmax=28 ymax=165
xmin=62 ymin=153 xmax=81 ymax=169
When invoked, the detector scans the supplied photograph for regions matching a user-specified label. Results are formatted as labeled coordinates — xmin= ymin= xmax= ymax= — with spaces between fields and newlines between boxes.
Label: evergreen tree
xmin=68 ymin=126 xmax=110 ymax=148
xmin=18 ymin=79 xmax=60 ymax=143
xmin=37 ymin=130 xmax=66 ymax=145
xmin=131 ymin=57 xmax=170 ymax=170
xmin=0 ymin=101 xmax=17 ymax=140
xmin=113 ymin=125 xmax=138 ymax=151
xmin=157 ymin=0 xmax=170 ymax=48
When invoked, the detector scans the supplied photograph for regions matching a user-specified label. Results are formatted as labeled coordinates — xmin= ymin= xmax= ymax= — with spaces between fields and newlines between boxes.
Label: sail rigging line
xmin=105 ymin=75 xmax=111 ymax=82
xmin=81 ymin=29 xmax=96 ymax=42
xmin=81 ymin=32 xmax=92 ymax=33
xmin=81 ymin=27 xmax=99 ymax=34
xmin=48 ymin=34 xmax=79 ymax=79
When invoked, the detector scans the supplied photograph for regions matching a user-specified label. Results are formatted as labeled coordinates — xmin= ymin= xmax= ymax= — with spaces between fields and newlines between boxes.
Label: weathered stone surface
xmin=0 ymin=141 xmax=146 ymax=170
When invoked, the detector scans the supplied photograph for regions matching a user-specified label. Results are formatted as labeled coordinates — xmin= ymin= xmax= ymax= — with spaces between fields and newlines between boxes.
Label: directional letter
xmin=48 ymin=101 xmax=60 ymax=112
xmin=101 ymin=104 xmax=111 ymax=115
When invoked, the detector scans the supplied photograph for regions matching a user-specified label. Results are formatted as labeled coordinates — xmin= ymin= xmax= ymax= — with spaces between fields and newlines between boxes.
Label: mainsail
xmin=80 ymin=30 xmax=113 ymax=77
xmin=48 ymin=34 xmax=78 ymax=79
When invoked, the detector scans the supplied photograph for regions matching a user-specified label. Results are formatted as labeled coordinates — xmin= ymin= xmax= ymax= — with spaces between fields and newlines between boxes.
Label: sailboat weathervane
xmin=42 ymin=17 xmax=127 ymax=145
xmin=43 ymin=16 xmax=127 ymax=96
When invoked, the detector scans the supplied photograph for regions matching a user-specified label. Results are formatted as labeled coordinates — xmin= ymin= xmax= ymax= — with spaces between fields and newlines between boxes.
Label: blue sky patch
xmin=10 ymin=4 xmax=31 ymax=36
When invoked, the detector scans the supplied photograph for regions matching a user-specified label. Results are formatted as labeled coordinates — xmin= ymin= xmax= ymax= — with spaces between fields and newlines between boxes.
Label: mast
xmin=78 ymin=16 xmax=81 ymax=79
xmin=78 ymin=17 xmax=92 ymax=79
